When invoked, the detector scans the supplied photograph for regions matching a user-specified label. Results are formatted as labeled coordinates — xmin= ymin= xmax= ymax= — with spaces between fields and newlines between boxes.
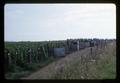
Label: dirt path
xmin=21 ymin=42 xmax=115 ymax=79
xmin=21 ymin=47 xmax=92 ymax=79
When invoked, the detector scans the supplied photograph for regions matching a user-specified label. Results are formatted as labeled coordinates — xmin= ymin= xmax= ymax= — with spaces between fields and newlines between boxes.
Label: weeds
xmin=51 ymin=42 xmax=116 ymax=79
xmin=22 ymin=42 xmax=116 ymax=79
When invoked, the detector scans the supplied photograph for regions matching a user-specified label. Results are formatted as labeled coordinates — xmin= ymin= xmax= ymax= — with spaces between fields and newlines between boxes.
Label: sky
xmin=4 ymin=4 xmax=116 ymax=41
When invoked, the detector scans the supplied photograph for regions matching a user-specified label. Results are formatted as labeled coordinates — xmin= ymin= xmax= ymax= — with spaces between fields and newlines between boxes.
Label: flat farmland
xmin=22 ymin=41 xmax=116 ymax=79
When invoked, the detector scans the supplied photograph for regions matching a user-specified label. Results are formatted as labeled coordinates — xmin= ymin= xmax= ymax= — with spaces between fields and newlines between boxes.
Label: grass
xmin=51 ymin=42 xmax=116 ymax=79
xmin=7 ymin=42 xmax=116 ymax=79
xmin=5 ymin=71 xmax=30 ymax=79
xmin=96 ymin=48 xmax=116 ymax=79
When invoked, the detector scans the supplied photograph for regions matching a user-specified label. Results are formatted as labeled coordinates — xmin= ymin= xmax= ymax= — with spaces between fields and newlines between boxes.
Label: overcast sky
xmin=4 ymin=4 xmax=116 ymax=41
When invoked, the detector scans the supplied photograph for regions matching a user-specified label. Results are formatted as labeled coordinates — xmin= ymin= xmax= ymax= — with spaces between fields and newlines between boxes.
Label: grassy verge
xmin=52 ymin=42 xmax=116 ymax=79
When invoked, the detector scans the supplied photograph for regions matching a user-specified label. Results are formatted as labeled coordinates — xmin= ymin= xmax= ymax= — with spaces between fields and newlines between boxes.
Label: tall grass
xmin=21 ymin=41 xmax=116 ymax=79
xmin=49 ymin=42 xmax=116 ymax=79
xmin=34 ymin=43 xmax=116 ymax=79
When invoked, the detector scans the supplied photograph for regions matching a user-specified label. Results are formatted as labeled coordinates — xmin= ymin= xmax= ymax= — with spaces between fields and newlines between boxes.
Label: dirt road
xmin=21 ymin=47 xmax=92 ymax=79
xmin=21 ymin=41 xmax=116 ymax=79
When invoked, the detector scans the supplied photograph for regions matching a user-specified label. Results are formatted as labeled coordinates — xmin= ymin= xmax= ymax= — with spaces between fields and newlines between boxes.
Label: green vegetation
xmin=5 ymin=57 xmax=55 ymax=79
xmin=4 ymin=41 xmax=66 ymax=79
xmin=4 ymin=40 xmax=116 ymax=79
xmin=52 ymin=42 xmax=116 ymax=79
